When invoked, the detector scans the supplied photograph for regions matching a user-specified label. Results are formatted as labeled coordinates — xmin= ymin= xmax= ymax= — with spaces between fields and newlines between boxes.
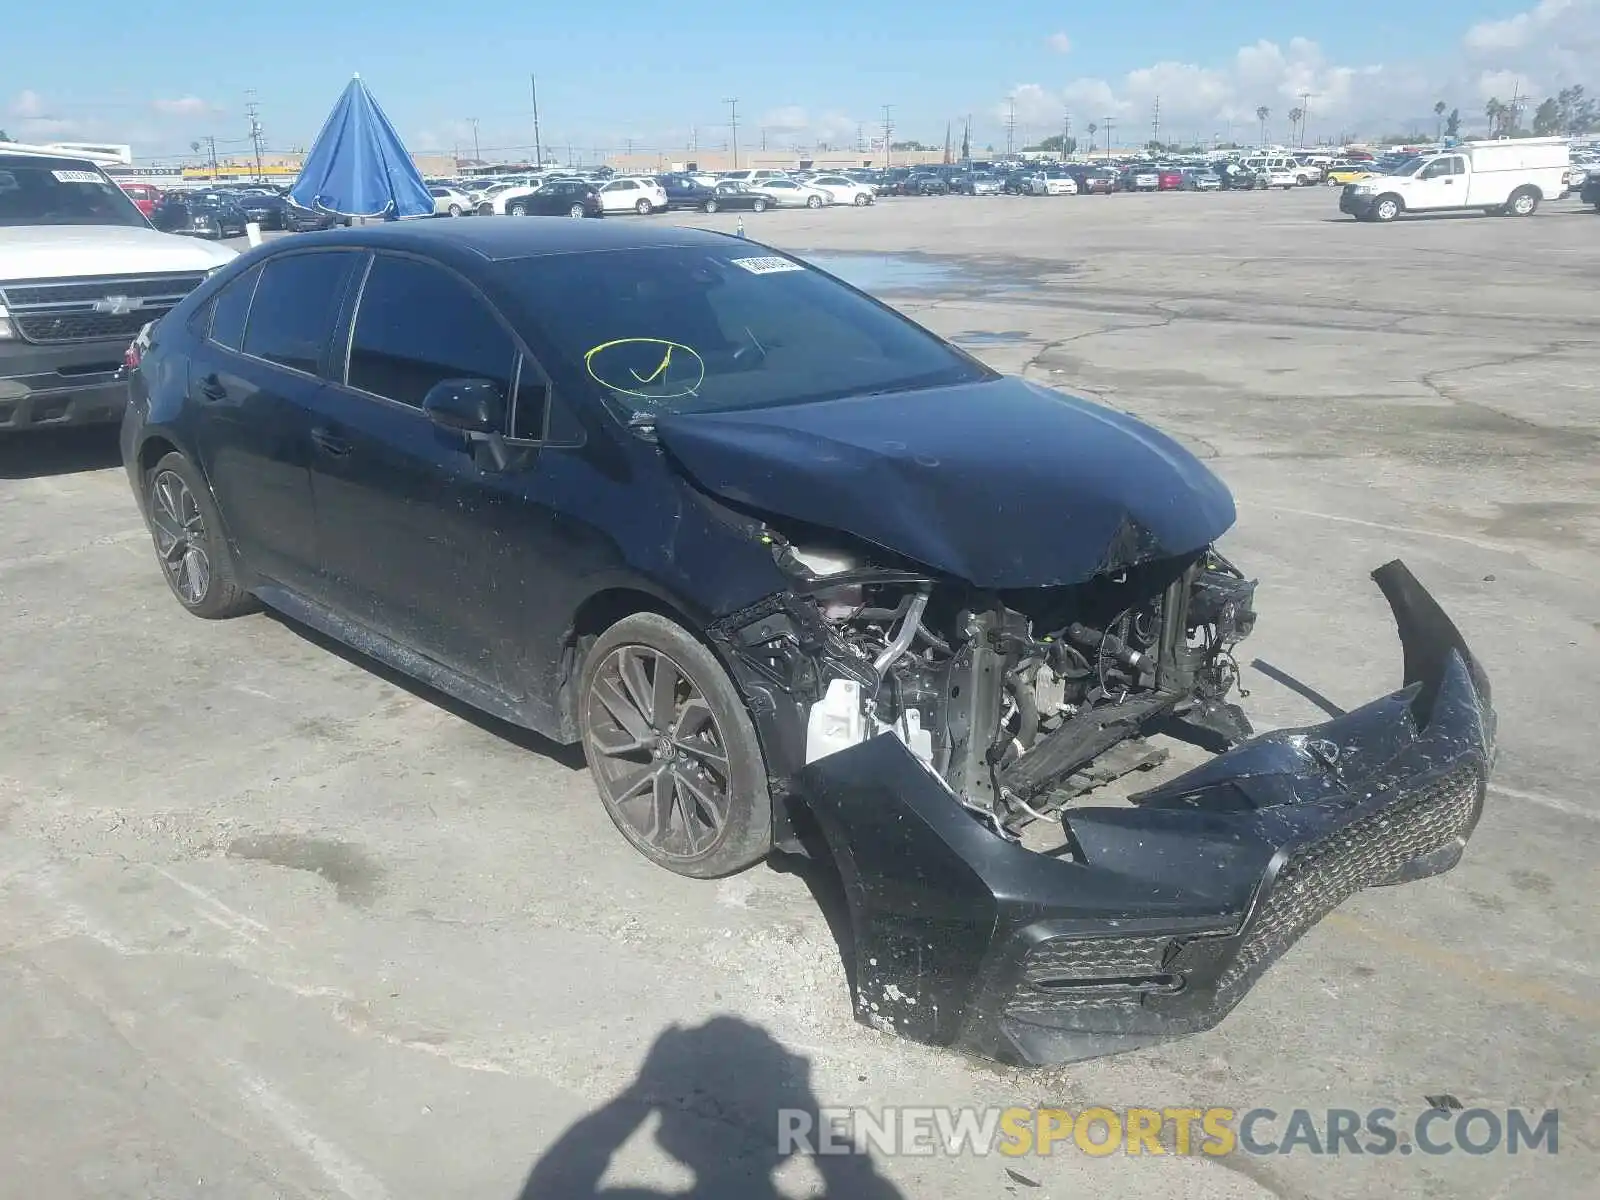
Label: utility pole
xmin=469 ymin=117 xmax=480 ymax=163
xmin=204 ymin=134 xmax=218 ymax=176
xmin=1004 ymin=94 xmax=1016 ymax=157
xmin=1298 ymin=92 xmax=1316 ymax=146
xmin=760 ymin=127 xmax=767 ymax=152
xmin=1062 ymin=112 xmax=1071 ymax=159
xmin=245 ymin=90 xmax=264 ymax=180
xmin=1103 ymin=116 xmax=1115 ymax=159
xmin=1152 ymin=95 xmax=1161 ymax=148
xmin=723 ymin=98 xmax=739 ymax=169
xmin=529 ymin=75 xmax=543 ymax=166
xmin=882 ymin=104 xmax=894 ymax=167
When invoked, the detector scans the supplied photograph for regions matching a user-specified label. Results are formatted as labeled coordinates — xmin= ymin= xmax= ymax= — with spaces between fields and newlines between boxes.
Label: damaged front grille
xmin=1006 ymin=934 xmax=1178 ymax=1019
xmin=1215 ymin=763 xmax=1484 ymax=1003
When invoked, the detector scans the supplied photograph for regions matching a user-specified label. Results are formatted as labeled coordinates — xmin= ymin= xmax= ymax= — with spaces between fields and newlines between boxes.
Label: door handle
xmin=197 ymin=374 xmax=227 ymax=401
xmin=310 ymin=428 xmax=353 ymax=457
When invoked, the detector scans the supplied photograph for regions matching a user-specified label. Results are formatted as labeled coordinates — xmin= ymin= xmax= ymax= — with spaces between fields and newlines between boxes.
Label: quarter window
xmin=347 ymin=255 xmax=518 ymax=415
xmin=242 ymin=252 xmax=358 ymax=375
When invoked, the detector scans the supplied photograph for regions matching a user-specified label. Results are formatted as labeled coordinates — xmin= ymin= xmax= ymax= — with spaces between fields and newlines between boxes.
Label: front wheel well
xmin=556 ymin=587 xmax=700 ymax=739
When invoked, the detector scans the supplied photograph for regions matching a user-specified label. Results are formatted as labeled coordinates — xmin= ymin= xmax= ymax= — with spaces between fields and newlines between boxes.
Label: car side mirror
xmin=422 ymin=378 xmax=505 ymax=434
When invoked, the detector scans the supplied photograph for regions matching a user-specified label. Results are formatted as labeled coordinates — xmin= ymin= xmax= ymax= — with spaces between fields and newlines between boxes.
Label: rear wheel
xmin=635 ymin=198 xmax=652 ymax=214
xmin=703 ymin=198 xmax=719 ymax=213
xmin=144 ymin=452 xmax=255 ymax=619
xmin=508 ymin=202 xmax=527 ymax=216
xmin=853 ymin=192 xmax=870 ymax=206
xmin=751 ymin=198 xmax=767 ymax=212
xmin=568 ymin=203 xmax=586 ymax=218
xmin=806 ymin=194 xmax=823 ymax=208
xmin=580 ymin=613 xmax=772 ymax=878
xmin=1508 ymin=187 xmax=1539 ymax=216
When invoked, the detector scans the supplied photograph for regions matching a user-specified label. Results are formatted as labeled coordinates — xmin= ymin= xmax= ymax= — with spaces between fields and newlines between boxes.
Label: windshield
xmin=0 ymin=158 xmax=150 ymax=228
xmin=1384 ymin=157 xmax=1423 ymax=175
xmin=500 ymin=246 xmax=992 ymax=419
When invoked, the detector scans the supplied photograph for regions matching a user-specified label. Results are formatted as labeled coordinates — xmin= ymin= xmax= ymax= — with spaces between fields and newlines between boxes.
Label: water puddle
xmin=804 ymin=253 xmax=963 ymax=292
xmin=950 ymin=330 xmax=1032 ymax=345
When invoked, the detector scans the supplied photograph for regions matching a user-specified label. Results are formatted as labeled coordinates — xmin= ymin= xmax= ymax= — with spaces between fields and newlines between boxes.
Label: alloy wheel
xmin=149 ymin=470 xmax=211 ymax=606
xmin=585 ymin=645 xmax=731 ymax=860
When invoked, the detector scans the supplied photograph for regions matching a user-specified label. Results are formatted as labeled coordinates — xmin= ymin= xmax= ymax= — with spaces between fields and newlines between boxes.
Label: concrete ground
xmin=2 ymin=187 xmax=1596 ymax=1199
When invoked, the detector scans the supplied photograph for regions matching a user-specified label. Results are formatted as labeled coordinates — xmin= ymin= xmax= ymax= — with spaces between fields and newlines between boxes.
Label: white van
xmin=1338 ymin=137 xmax=1570 ymax=222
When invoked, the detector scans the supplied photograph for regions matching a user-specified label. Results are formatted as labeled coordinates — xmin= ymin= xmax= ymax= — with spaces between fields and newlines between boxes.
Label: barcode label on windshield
xmin=52 ymin=170 xmax=103 ymax=184
xmin=731 ymin=256 xmax=804 ymax=275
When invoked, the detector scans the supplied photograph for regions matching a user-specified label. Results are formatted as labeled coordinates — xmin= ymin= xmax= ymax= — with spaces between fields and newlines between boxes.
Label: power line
xmin=723 ymin=98 xmax=739 ymax=169
xmin=244 ymin=90 xmax=264 ymax=179
xmin=529 ymin=76 xmax=542 ymax=166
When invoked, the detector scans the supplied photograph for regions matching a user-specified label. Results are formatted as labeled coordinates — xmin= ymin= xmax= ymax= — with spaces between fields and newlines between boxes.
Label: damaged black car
xmin=122 ymin=221 xmax=1495 ymax=1067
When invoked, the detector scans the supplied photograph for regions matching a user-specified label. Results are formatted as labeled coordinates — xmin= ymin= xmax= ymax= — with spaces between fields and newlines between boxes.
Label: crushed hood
xmin=653 ymin=377 xmax=1235 ymax=588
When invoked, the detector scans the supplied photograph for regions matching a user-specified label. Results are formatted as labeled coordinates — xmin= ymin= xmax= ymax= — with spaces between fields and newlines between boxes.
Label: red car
xmin=118 ymin=181 xmax=164 ymax=217
xmin=1157 ymin=167 xmax=1184 ymax=191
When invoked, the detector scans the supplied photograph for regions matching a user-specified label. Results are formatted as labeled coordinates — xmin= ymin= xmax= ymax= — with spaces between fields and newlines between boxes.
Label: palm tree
xmin=1434 ymin=100 xmax=1447 ymax=138
xmin=1287 ymin=107 xmax=1304 ymax=146
xmin=1255 ymin=106 xmax=1270 ymax=145
xmin=1485 ymin=97 xmax=1505 ymax=136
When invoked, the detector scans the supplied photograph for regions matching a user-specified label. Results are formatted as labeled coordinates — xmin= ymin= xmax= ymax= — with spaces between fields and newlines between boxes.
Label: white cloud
xmin=756 ymin=106 xmax=861 ymax=146
xmin=151 ymin=96 xmax=213 ymax=118
xmin=8 ymin=90 xmax=46 ymax=119
xmin=1047 ymin=32 xmax=1072 ymax=54
xmin=994 ymin=6 xmax=1600 ymax=143
xmin=1464 ymin=0 xmax=1574 ymax=53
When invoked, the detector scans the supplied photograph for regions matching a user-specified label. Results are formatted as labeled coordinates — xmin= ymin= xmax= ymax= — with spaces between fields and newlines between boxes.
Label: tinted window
xmin=208 ymin=265 xmax=261 ymax=351
xmin=499 ymin=246 xmax=991 ymax=419
xmin=347 ymin=255 xmax=517 ymax=413
xmin=0 ymin=158 xmax=148 ymax=228
xmin=243 ymin=252 xmax=357 ymax=375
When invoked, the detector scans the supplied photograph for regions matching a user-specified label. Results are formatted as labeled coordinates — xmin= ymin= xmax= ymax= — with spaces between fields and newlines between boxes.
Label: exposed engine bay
xmin=713 ymin=528 xmax=1263 ymax=843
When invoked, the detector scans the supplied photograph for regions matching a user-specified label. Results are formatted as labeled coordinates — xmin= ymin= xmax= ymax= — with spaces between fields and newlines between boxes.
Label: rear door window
xmin=208 ymin=264 xmax=262 ymax=351
xmin=242 ymin=251 xmax=360 ymax=376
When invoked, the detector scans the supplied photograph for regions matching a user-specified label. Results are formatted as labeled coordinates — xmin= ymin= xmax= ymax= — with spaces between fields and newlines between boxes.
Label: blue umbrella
xmin=289 ymin=74 xmax=433 ymax=220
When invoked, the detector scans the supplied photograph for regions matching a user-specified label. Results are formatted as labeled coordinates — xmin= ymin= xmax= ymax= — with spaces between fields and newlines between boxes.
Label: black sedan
xmin=121 ymin=220 xmax=1495 ymax=1069
xmin=229 ymin=192 xmax=290 ymax=230
xmin=150 ymin=192 xmax=249 ymax=239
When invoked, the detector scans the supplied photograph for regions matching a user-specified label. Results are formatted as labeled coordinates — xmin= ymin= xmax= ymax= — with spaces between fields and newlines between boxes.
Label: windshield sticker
xmin=585 ymin=338 xmax=705 ymax=400
xmin=52 ymin=170 xmax=104 ymax=184
xmin=730 ymin=256 xmax=804 ymax=275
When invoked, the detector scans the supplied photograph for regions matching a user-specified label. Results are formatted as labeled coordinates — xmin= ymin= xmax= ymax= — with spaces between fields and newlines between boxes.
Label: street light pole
xmin=723 ymin=98 xmax=739 ymax=169
xmin=529 ymin=76 xmax=543 ymax=166
xmin=882 ymin=104 xmax=894 ymax=168
xmin=469 ymin=117 xmax=480 ymax=163
xmin=1103 ymin=117 xmax=1114 ymax=160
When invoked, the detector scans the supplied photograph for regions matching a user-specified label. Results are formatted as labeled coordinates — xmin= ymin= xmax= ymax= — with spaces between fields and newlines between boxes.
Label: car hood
xmin=653 ymin=376 xmax=1236 ymax=588
xmin=0 ymin=225 xmax=236 ymax=279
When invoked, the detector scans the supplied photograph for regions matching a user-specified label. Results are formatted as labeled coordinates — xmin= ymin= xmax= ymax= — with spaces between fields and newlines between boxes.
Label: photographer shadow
xmin=518 ymin=1016 xmax=902 ymax=1200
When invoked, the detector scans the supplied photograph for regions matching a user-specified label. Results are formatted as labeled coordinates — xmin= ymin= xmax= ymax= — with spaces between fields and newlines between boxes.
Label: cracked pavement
xmin=1 ymin=188 xmax=1596 ymax=1198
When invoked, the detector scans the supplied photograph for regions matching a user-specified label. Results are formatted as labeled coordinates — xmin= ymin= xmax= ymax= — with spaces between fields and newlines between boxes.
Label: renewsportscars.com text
xmin=777 ymin=1106 xmax=1559 ymax=1158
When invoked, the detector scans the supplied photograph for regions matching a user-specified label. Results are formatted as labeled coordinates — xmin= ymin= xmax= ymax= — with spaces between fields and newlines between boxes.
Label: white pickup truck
xmin=0 ymin=144 xmax=235 ymax=432
xmin=1338 ymin=137 xmax=1570 ymax=223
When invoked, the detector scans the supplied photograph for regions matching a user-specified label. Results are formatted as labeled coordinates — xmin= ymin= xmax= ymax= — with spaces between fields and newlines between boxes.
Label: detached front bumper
xmin=798 ymin=561 xmax=1494 ymax=1067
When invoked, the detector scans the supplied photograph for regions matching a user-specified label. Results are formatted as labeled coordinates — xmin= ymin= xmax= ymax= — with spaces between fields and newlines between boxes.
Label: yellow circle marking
xmin=585 ymin=338 xmax=706 ymax=400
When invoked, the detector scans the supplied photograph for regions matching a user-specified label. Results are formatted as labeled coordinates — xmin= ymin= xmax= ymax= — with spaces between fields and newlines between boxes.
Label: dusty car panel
xmin=653 ymin=378 xmax=1237 ymax=588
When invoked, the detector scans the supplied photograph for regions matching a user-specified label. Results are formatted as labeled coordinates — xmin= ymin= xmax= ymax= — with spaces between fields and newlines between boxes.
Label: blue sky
xmin=6 ymin=2 xmax=1593 ymax=160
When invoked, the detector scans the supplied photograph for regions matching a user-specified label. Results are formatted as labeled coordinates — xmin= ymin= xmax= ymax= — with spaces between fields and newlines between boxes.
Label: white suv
xmin=597 ymin=177 xmax=668 ymax=214
xmin=0 ymin=144 xmax=234 ymax=433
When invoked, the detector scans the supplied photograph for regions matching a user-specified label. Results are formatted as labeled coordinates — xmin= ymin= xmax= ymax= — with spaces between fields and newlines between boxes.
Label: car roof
xmin=274 ymin=217 xmax=739 ymax=264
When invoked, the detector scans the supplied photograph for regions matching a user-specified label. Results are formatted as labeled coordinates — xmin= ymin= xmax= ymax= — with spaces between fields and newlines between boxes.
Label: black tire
xmin=806 ymin=194 xmax=823 ymax=208
xmin=144 ymin=451 xmax=255 ymax=619
xmin=635 ymin=198 xmax=652 ymax=215
xmin=508 ymin=202 xmax=527 ymax=216
xmin=751 ymin=198 xmax=767 ymax=212
xmin=854 ymin=192 xmax=870 ymax=206
xmin=579 ymin=612 xmax=772 ymax=878
xmin=567 ymin=203 xmax=586 ymax=218
xmin=1373 ymin=195 xmax=1402 ymax=223
xmin=447 ymin=203 xmax=463 ymax=217
xmin=703 ymin=198 xmax=719 ymax=213
xmin=1507 ymin=187 xmax=1539 ymax=217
